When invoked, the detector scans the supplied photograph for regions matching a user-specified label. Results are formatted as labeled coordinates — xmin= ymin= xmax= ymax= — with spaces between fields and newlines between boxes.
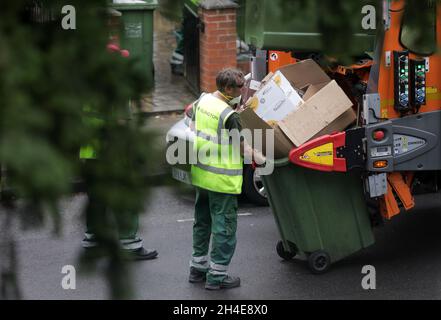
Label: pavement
xmin=5 ymin=185 xmax=441 ymax=300
xmin=140 ymin=11 xmax=197 ymax=114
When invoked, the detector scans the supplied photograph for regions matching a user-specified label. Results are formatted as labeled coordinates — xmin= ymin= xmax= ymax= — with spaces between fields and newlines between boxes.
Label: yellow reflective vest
xmin=191 ymin=94 xmax=243 ymax=194
xmin=79 ymin=106 xmax=105 ymax=160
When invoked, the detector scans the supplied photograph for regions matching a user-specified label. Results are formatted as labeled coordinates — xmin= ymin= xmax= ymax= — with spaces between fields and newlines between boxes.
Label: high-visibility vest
xmin=191 ymin=94 xmax=243 ymax=194
xmin=79 ymin=106 xmax=105 ymax=160
xmin=79 ymin=103 xmax=132 ymax=160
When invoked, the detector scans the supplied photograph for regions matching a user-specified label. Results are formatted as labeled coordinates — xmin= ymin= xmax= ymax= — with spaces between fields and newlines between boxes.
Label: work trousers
xmin=191 ymin=187 xmax=238 ymax=283
xmin=81 ymin=160 xmax=142 ymax=250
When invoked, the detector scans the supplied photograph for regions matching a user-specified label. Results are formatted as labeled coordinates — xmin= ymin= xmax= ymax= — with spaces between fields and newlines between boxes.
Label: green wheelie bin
xmin=261 ymin=158 xmax=375 ymax=274
xmin=110 ymin=0 xmax=158 ymax=89
xmin=243 ymin=0 xmax=377 ymax=54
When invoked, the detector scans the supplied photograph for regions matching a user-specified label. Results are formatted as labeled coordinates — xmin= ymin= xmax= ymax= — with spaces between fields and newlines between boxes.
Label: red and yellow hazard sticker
xmin=299 ymin=143 xmax=334 ymax=166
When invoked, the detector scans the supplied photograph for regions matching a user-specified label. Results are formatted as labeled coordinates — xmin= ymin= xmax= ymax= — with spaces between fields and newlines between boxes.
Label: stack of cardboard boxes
xmin=239 ymin=59 xmax=356 ymax=159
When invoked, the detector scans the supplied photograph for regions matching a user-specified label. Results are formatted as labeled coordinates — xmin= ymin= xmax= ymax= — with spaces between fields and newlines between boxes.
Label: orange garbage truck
xmin=245 ymin=0 xmax=440 ymax=223
xmin=241 ymin=0 xmax=440 ymax=272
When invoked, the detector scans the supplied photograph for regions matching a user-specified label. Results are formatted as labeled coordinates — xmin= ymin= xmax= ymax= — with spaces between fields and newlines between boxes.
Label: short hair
xmin=216 ymin=68 xmax=244 ymax=93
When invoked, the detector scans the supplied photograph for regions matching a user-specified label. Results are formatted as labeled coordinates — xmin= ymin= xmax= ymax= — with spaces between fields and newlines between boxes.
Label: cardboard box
xmin=248 ymin=72 xmax=303 ymax=122
xmin=273 ymin=70 xmax=299 ymax=96
xmin=239 ymin=59 xmax=356 ymax=158
xmin=239 ymin=107 xmax=294 ymax=159
xmin=277 ymin=59 xmax=356 ymax=146
xmin=249 ymin=80 xmax=285 ymax=117
xmin=260 ymin=96 xmax=301 ymax=122
xmin=278 ymin=59 xmax=330 ymax=90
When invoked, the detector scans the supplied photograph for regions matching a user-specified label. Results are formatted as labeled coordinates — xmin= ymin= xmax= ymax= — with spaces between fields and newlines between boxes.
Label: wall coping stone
xmin=200 ymin=0 xmax=238 ymax=10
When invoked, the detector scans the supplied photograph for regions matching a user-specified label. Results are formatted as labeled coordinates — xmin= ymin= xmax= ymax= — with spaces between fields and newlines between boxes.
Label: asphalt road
xmin=4 ymin=181 xmax=441 ymax=300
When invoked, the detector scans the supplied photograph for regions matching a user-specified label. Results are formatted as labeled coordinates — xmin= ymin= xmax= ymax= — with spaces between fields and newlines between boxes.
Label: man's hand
xmin=253 ymin=149 xmax=266 ymax=166
xmin=241 ymin=141 xmax=266 ymax=165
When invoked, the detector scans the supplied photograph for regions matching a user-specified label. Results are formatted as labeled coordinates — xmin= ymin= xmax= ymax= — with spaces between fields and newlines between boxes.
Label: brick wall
xmin=108 ymin=9 xmax=122 ymax=46
xmin=199 ymin=7 xmax=237 ymax=93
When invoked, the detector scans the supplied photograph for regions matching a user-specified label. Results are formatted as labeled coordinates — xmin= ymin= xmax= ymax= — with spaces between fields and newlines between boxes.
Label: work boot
xmin=127 ymin=247 xmax=158 ymax=260
xmin=189 ymin=267 xmax=207 ymax=283
xmin=205 ymin=275 xmax=241 ymax=290
xmin=82 ymin=233 xmax=98 ymax=249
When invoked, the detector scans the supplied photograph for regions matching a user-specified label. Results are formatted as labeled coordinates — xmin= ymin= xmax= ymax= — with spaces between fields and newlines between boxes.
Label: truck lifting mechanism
xmin=277 ymin=0 xmax=440 ymax=221
xmin=239 ymin=0 xmax=440 ymax=273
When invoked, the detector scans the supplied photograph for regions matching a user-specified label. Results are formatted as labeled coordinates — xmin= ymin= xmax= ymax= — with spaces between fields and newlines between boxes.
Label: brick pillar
xmin=199 ymin=0 xmax=238 ymax=93
xmin=107 ymin=8 xmax=122 ymax=46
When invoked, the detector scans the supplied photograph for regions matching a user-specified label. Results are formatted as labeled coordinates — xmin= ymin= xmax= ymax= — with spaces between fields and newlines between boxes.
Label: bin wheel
xmin=308 ymin=251 xmax=331 ymax=274
xmin=276 ymin=241 xmax=296 ymax=261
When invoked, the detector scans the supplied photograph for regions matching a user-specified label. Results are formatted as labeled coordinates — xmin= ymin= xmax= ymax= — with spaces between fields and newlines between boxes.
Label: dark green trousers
xmin=191 ymin=187 xmax=238 ymax=283
xmin=82 ymin=160 xmax=142 ymax=250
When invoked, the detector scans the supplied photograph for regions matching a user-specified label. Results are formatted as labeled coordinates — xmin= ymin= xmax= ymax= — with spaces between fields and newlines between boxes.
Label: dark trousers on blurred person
xmin=80 ymin=160 xmax=157 ymax=259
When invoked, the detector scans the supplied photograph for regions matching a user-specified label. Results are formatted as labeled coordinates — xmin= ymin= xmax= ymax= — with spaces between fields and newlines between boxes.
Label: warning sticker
xmin=393 ymin=134 xmax=425 ymax=155
xmin=299 ymin=143 xmax=334 ymax=166
xmin=270 ymin=52 xmax=279 ymax=61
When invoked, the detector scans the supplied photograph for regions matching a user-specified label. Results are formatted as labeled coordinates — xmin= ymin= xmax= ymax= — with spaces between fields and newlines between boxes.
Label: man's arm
xmin=226 ymin=113 xmax=266 ymax=164
xmin=190 ymin=110 xmax=195 ymax=131
xmin=241 ymin=141 xmax=266 ymax=165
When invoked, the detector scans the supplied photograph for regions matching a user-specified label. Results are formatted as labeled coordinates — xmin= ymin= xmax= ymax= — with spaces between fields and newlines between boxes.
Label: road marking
xmin=177 ymin=212 xmax=253 ymax=223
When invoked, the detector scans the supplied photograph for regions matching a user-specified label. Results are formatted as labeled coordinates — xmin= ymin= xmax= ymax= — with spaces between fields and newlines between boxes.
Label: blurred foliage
xmin=279 ymin=0 xmax=440 ymax=62
xmin=0 ymin=0 xmax=157 ymax=299
xmin=400 ymin=0 xmax=439 ymax=56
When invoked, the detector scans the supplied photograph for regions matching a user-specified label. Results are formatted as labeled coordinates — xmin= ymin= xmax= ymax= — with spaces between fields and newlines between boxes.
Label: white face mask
xmin=228 ymin=95 xmax=242 ymax=107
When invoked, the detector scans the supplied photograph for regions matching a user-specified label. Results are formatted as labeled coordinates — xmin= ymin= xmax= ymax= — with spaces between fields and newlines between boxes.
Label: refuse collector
xmin=188 ymin=68 xmax=265 ymax=290
xmin=79 ymin=45 xmax=158 ymax=260
xmin=79 ymin=106 xmax=158 ymax=260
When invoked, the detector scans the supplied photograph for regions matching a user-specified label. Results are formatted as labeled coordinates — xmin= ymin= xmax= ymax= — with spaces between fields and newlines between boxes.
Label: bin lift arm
xmin=288 ymin=128 xmax=366 ymax=172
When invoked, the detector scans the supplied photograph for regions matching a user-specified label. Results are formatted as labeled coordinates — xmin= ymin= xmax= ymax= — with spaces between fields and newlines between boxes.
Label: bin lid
xmin=107 ymin=8 xmax=122 ymax=16
xmin=110 ymin=0 xmax=158 ymax=10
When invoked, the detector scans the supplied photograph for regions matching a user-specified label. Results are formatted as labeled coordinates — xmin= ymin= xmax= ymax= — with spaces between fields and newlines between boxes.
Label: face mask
xmin=219 ymin=91 xmax=242 ymax=107
xmin=228 ymin=95 xmax=242 ymax=107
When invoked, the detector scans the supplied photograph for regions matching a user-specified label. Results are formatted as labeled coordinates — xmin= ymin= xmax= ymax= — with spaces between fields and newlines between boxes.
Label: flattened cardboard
xmin=239 ymin=107 xmax=294 ymax=159
xmin=312 ymin=108 xmax=357 ymax=139
xmin=279 ymin=80 xmax=354 ymax=146
xmin=278 ymin=59 xmax=331 ymax=89
xmin=302 ymin=82 xmax=328 ymax=101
